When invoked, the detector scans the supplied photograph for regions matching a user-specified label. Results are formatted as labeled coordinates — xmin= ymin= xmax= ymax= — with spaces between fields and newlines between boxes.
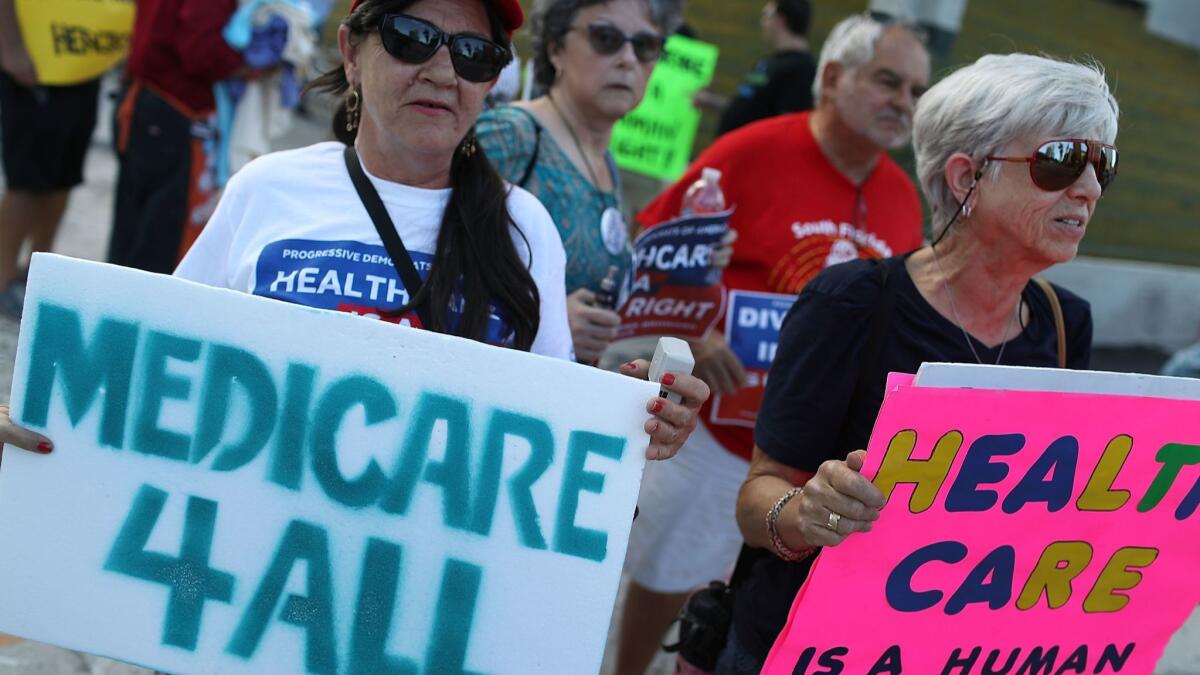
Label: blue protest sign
xmin=710 ymin=290 xmax=797 ymax=428
xmin=617 ymin=210 xmax=730 ymax=340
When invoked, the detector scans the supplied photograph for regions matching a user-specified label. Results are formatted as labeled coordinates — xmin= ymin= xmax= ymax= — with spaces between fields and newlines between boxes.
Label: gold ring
xmin=825 ymin=511 xmax=842 ymax=532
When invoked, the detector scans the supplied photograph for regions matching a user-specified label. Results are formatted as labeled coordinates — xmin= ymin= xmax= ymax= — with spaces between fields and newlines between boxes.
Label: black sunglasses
xmin=989 ymin=139 xmax=1118 ymax=194
xmin=378 ymin=14 xmax=510 ymax=83
xmin=572 ymin=23 xmax=664 ymax=63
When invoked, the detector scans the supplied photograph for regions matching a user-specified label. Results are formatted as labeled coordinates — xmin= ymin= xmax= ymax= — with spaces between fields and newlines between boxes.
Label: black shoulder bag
xmin=343 ymin=145 xmax=434 ymax=330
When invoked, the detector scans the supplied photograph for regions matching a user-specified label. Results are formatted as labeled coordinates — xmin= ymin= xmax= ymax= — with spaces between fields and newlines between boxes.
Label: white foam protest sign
xmin=0 ymin=254 xmax=658 ymax=674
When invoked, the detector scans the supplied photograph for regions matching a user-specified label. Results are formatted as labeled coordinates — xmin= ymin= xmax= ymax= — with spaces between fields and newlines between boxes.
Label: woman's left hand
xmin=0 ymin=404 xmax=53 ymax=459
xmin=619 ymin=360 xmax=710 ymax=461
xmin=567 ymin=288 xmax=622 ymax=364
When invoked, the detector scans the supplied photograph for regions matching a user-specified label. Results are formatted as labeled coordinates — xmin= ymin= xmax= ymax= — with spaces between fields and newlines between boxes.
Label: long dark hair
xmin=308 ymin=0 xmax=540 ymax=351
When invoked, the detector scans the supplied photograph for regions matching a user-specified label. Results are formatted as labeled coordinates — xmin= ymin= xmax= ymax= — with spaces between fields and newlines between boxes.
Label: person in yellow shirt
xmin=0 ymin=0 xmax=112 ymax=318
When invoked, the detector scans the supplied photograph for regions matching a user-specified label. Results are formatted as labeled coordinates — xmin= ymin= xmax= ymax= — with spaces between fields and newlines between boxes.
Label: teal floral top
xmin=477 ymin=106 xmax=632 ymax=295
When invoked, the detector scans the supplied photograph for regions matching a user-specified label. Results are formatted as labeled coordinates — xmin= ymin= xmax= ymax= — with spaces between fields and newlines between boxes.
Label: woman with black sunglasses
xmin=475 ymin=0 xmax=680 ymax=367
xmin=1 ymin=5 xmax=709 ymax=456
xmin=0 ymin=0 xmax=711 ymax=462
xmin=1 ymin=1 xmax=710 ymax=459
xmin=181 ymin=0 xmax=705 ymax=456
xmin=716 ymin=53 xmax=1119 ymax=673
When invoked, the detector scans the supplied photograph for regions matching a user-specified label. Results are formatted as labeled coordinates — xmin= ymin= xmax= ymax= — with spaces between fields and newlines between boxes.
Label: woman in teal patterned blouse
xmin=477 ymin=0 xmax=679 ymax=364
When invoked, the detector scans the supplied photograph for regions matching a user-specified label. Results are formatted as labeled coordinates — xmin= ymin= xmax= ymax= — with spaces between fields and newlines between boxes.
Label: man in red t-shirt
xmin=613 ymin=15 xmax=930 ymax=674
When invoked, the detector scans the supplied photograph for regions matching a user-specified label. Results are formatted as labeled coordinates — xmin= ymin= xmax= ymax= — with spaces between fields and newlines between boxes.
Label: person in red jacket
xmin=614 ymin=14 xmax=930 ymax=673
xmin=106 ymin=0 xmax=245 ymax=274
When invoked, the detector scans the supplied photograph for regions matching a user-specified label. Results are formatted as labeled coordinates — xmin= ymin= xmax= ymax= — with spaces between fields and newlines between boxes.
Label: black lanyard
xmin=343 ymin=145 xmax=434 ymax=329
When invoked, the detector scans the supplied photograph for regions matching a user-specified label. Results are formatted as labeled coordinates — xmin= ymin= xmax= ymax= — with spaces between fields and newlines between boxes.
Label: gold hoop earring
xmin=459 ymin=130 xmax=477 ymax=157
xmin=345 ymin=89 xmax=361 ymax=133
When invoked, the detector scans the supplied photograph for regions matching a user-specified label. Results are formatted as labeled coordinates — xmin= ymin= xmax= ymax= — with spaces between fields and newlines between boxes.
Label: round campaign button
xmin=601 ymin=207 xmax=629 ymax=256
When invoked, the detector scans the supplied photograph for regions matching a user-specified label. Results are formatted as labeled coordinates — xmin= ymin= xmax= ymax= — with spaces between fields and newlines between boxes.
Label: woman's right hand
xmin=689 ymin=329 xmax=746 ymax=395
xmin=786 ymin=450 xmax=884 ymax=548
xmin=567 ymin=288 xmax=621 ymax=364
xmin=712 ymin=229 xmax=738 ymax=269
xmin=0 ymin=404 xmax=52 ymax=458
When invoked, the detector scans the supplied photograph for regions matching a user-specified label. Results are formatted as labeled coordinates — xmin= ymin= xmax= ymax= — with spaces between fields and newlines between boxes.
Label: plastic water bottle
xmin=682 ymin=167 xmax=728 ymax=282
xmin=680 ymin=167 xmax=726 ymax=216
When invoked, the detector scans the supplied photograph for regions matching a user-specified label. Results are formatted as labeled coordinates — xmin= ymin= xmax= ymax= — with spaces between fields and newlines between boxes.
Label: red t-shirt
xmin=127 ymin=0 xmax=244 ymax=114
xmin=637 ymin=111 xmax=923 ymax=461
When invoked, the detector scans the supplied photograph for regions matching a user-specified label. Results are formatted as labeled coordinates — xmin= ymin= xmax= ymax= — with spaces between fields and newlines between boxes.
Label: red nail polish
xmin=36 ymin=441 xmax=52 ymax=454
xmin=662 ymin=373 xmax=676 ymax=386
xmin=650 ymin=400 xmax=663 ymax=414
xmin=622 ymin=361 xmax=636 ymax=370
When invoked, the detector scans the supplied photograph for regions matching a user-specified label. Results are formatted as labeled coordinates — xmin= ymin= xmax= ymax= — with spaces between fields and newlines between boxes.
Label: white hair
xmin=811 ymin=14 xmax=924 ymax=102
xmin=914 ymin=53 xmax=1120 ymax=237
xmin=812 ymin=15 xmax=884 ymax=102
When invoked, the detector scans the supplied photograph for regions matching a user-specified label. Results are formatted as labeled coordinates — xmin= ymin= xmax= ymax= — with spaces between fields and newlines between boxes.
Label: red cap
xmin=348 ymin=0 xmax=524 ymax=34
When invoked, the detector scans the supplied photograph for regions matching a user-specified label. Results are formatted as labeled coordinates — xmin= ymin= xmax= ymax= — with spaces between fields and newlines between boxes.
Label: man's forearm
xmin=0 ymin=0 xmax=26 ymax=52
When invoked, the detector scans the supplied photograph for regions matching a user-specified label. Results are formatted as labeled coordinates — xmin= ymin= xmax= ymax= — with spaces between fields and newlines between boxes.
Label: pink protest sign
xmin=763 ymin=378 xmax=1200 ymax=674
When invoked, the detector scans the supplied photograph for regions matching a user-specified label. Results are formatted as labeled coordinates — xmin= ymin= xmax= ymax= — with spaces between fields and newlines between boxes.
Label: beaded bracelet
xmin=766 ymin=486 xmax=815 ymax=562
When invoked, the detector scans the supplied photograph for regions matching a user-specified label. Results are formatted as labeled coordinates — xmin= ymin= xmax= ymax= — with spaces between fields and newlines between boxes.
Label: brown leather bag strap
xmin=1033 ymin=277 xmax=1067 ymax=368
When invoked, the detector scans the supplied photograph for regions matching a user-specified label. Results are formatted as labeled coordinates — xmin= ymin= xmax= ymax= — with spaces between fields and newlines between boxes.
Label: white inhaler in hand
xmin=649 ymin=337 xmax=695 ymax=404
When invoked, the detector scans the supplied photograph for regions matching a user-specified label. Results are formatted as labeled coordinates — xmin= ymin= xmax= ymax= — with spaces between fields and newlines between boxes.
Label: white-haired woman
xmin=718 ymin=52 xmax=1117 ymax=673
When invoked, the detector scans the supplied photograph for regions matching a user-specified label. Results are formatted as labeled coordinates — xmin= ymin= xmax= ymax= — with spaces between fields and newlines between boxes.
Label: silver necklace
xmin=547 ymin=93 xmax=606 ymax=191
xmin=546 ymin=94 xmax=630 ymax=259
xmin=931 ymin=247 xmax=1021 ymax=366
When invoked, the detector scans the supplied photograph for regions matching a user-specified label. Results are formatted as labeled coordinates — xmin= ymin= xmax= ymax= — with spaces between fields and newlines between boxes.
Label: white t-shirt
xmin=175 ymin=141 xmax=573 ymax=360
